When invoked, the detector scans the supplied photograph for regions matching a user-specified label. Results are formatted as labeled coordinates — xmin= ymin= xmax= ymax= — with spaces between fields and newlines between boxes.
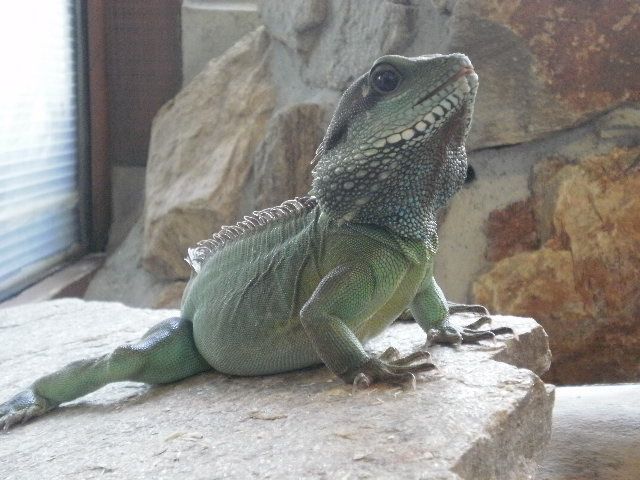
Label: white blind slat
xmin=0 ymin=0 xmax=80 ymax=301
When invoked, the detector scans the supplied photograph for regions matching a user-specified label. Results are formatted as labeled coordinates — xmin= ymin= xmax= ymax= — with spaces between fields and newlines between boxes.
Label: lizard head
xmin=311 ymin=53 xmax=478 ymax=242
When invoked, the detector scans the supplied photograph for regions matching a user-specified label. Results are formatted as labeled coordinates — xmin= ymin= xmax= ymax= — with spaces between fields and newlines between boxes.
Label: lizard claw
xmin=427 ymin=317 xmax=514 ymax=346
xmin=463 ymin=315 xmax=492 ymax=330
xmin=447 ymin=302 xmax=490 ymax=316
xmin=352 ymin=373 xmax=371 ymax=393
xmin=0 ymin=389 xmax=53 ymax=431
xmin=345 ymin=348 xmax=435 ymax=388
xmin=377 ymin=346 xmax=401 ymax=362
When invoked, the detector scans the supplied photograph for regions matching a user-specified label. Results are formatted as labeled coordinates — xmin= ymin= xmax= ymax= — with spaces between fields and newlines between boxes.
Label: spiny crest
xmin=185 ymin=196 xmax=318 ymax=273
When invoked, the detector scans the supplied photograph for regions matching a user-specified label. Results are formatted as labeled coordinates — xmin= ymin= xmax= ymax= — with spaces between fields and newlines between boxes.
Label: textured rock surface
xmin=0 ymin=299 xmax=552 ymax=479
xmin=86 ymin=219 xmax=185 ymax=309
xmin=537 ymin=384 xmax=640 ymax=480
xmin=181 ymin=0 xmax=261 ymax=85
xmin=245 ymin=102 xmax=330 ymax=211
xmin=436 ymin=104 xmax=640 ymax=303
xmin=262 ymin=0 xmax=416 ymax=91
xmin=143 ymin=27 xmax=277 ymax=280
xmin=474 ymin=146 xmax=640 ymax=384
xmin=484 ymin=199 xmax=539 ymax=263
xmin=261 ymin=0 xmax=639 ymax=148
xmin=447 ymin=0 xmax=639 ymax=148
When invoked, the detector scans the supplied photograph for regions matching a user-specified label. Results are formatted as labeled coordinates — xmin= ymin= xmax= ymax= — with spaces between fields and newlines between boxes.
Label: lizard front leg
xmin=300 ymin=264 xmax=434 ymax=386
xmin=410 ymin=274 xmax=512 ymax=345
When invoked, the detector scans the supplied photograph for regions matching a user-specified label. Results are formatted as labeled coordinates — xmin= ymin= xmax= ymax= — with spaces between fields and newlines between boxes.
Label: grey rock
xmin=143 ymin=27 xmax=277 ymax=280
xmin=246 ymin=102 xmax=331 ymax=211
xmin=261 ymin=0 xmax=418 ymax=91
xmin=182 ymin=0 xmax=262 ymax=85
xmin=85 ymin=219 xmax=185 ymax=309
xmin=537 ymin=384 xmax=640 ymax=480
xmin=0 ymin=299 xmax=552 ymax=479
xmin=259 ymin=0 xmax=327 ymax=53
xmin=107 ymin=165 xmax=146 ymax=252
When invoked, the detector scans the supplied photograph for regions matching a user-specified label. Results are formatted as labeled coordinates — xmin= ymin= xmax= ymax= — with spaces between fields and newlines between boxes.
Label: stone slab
xmin=0 ymin=300 xmax=552 ymax=479
xmin=537 ymin=384 xmax=640 ymax=480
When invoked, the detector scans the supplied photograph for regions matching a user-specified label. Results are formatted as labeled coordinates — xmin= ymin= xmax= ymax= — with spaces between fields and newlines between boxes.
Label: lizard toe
xmin=0 ymin=390 xmax=52 ymax=431
xmin=448 ymin=303 xmax=490 ymax=316
xmin=345 ymin=351 xmax=436 ymax=388
xmin=463 ymin=315 xmax=492 ymax=330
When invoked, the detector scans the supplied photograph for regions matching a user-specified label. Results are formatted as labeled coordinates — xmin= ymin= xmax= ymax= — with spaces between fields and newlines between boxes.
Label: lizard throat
xmin=313 ymin=131 xmax=468 ymax=244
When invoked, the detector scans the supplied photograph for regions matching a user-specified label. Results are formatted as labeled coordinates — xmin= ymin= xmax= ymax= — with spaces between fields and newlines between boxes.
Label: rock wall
xmin=474 ymin=145 xmax=640 ymax=384
xmin=87 ymin=0 xmax=639 ymax=383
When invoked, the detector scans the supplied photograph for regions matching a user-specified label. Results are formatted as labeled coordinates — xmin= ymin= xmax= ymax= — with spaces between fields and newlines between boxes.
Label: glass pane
xmin=0 ymin=0 xmax=81 ymax=301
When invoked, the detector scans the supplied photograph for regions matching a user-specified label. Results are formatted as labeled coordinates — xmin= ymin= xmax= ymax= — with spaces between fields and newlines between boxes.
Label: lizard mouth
xmin=361 ymin=66 xmax=476 ymax=153
xmin=413 ymin=66 xmax=476 ymax=108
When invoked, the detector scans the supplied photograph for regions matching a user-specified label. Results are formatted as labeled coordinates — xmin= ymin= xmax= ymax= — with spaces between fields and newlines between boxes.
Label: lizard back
xmin=185 ymin=195 xmax=318 ymax=274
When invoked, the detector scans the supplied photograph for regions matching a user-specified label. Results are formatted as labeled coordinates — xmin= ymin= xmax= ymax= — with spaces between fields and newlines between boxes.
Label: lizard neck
xmin=313 ymin=131 xmax=467 ymax=247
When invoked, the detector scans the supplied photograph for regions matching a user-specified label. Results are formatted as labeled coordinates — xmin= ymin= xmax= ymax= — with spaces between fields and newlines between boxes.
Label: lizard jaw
xmin=413 ymin=65 xmax=476 ymax=108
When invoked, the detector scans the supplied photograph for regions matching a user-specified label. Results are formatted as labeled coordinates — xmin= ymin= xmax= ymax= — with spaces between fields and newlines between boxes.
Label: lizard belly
xmin=190 ymin=278 xmax=323 ymax=376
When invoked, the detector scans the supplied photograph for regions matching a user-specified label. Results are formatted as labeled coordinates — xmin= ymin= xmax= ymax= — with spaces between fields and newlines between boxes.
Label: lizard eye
xmin=370 ymin=65 xmax=401 ymax=94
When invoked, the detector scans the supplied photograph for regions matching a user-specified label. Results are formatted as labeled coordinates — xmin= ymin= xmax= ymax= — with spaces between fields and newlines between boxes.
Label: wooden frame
xmin=85 ymin=0 xmax=111 ymax=252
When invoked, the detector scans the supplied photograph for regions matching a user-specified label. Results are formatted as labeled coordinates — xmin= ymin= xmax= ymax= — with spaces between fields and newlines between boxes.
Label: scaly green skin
xmin=0 ymin=53 xmax=507 ymax=430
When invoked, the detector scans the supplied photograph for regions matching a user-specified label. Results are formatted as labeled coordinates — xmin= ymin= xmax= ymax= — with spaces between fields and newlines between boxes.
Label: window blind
xmin=0 ymin=0 xmax=82 ymax=301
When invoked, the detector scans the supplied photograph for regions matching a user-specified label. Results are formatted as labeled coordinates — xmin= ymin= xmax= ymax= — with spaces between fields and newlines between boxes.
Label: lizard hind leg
xmin=0 ymin=317 xmax=212 ymax=431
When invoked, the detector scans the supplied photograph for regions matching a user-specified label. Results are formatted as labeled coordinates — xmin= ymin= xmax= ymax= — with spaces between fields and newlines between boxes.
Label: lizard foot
xmin=426 ymin=318 xmax=513 ymax=346
xmin=0 ymin=389 xmax=53 ymax=431
xmin=346 ymin=349 xmax=435 ymax=390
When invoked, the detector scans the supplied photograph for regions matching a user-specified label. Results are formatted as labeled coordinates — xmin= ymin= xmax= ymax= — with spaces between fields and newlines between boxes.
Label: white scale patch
xmin=353 ymin=77 xmax=470 ymax=172
xmin=387 ymin=133 xmax=402 ymax=144
xmin=401 ymin=129 xmax=415 ymax=140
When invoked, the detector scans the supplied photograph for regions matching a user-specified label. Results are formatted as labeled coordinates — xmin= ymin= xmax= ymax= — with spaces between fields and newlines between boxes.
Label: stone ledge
xmin=0 ymin=299 xmax=553 ymax=479
xmin=1 ymin=255 xmax=105 ymax=308
xmin=537 ymin=384 xmax=640 ymax=480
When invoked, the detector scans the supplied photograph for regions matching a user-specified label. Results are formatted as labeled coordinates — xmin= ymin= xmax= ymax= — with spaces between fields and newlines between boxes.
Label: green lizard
xmin=0 ymin=53 xmax=510 ymax=430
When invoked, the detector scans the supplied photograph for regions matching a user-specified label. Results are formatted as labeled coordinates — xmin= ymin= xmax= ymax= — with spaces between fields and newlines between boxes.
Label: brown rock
xmin=247 ymin=103 xmax=330 ymax=211
xmin=531 ymin=156 xmax=573 ymax=244
xmin=474 ymin=146 xmax=640 ymax=384
xmin=485 ymin=198 xmax=539 ymax=262
xmin=153 ymin=281 xmax=187 ymax=309
xmin=142 ymin=28 xmax=277 ymax=280
xmin=448 ymin=0 xmax=640 ymax=148
xmin=477 ymin=1 xmax=639 ymax=113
